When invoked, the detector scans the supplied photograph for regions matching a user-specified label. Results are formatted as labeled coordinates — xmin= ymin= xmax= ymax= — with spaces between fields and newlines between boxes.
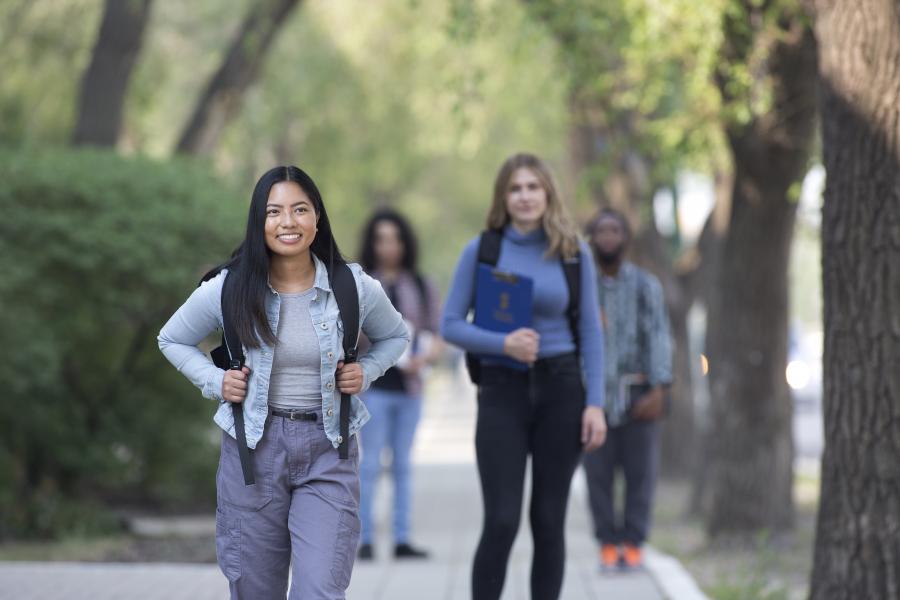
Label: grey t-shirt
xmin=268 ymin=288 xmax=323 ymax=411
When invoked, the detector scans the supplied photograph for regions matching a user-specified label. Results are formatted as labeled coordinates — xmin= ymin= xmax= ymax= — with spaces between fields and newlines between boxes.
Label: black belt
xmin=532 ymin=352 xmax=579 ymax=371
xmin=481 ymin=352 xmax=579 ymax=373
xmin=268 ymin=408 xmax=318 ymax=421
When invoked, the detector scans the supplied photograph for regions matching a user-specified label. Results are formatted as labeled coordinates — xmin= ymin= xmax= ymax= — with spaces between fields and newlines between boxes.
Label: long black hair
xmin=358 ymin=208 xmax=420 ymax=275
xmin=358 ymin=208 xmax=432 ymax=320
xmin=203 ymin=166 xmax=344 ymax=348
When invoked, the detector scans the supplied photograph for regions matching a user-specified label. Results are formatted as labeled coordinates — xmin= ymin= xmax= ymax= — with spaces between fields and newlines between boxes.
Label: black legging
xmin=471 ymin=353 xmax=585 ymax=600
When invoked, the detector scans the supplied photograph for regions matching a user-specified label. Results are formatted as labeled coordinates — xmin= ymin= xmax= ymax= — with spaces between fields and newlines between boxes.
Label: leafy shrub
xmin=0 ymin=146 xmax=245 ymax=538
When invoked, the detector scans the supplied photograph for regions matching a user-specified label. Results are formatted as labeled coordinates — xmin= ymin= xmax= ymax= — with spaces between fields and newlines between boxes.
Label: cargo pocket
xmin=215 ymin=508 xmax=241 ymax=583
xmin=331 ymin=509 xmax=361 ymax=589
xmin=217 ymin=432 xmax=274 ymax=511
xmin=313 ymin=432 xmax=361 ymax=508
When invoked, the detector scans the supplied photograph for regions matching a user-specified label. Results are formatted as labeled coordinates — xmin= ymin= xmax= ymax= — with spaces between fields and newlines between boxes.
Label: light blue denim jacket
xmin=158 ymin=253 xmax=410 ymax=449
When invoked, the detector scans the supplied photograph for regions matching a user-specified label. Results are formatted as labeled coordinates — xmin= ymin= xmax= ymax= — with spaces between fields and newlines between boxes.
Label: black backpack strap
xmin=219 ymin=271 xmax=255 ymax=486
xmin=330 ymin=262 xmax=360 ymax=460
xmin=477 ymin=228 xmax=503 ymax=266
xmin=561 ymin=250 xmax=582 ymax=358
xmin=465 ymin=229 xmax=504 ymax=385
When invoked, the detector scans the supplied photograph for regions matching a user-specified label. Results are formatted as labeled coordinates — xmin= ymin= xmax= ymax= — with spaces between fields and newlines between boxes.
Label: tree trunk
xmin=72 ymin=0 xmax=154 ymax=147
xmin=175 ymin=0 xmax=303 ymax=155
xmin=705 ymin=159 xmax=798 ymax=534
xmin=808 ymin=1 xmax=900 ymax=596
xmin=634 ymin=222 xmax=701 ymax=478
xmin=704 ymin=6 xmax=818 ymax=535
xmin=687 ymin=171 xmax=732 ymax=516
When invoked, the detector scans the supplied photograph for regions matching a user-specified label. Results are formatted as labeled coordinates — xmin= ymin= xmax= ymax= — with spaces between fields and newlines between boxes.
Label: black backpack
xmin=205 ymin=261 xmax=359 ymax=486
xmin=464 ymin=229 xmax=582 ymax=384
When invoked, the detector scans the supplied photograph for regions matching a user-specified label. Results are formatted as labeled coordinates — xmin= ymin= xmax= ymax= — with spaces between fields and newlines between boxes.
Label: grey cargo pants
xmin=215 ymin=412 xmax=361 ymax=599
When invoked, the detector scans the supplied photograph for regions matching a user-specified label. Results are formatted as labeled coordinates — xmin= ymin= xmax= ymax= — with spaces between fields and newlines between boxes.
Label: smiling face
xmin=264 ymin=181 xmax=318 ymax=258
xmin=504 ymin=167 xmax=548 ymax=231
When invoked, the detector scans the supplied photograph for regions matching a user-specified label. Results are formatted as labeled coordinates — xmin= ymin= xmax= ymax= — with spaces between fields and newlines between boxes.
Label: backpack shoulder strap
xmin=463 ymin=230 xmax=503 ymax=385
xmin=561 ymin=250 xmax=582 ymax=358
xmin=329 ymin=261 xmax=360 ymax=460
xmin=217 ymin=270 xmax=253 ymax=486
xmin=220 ymin=271 xmax=244 ymax=368
xmin=477 ymin=229 xmax=503 ymax=266
xmin=331 ymin=262 xmax=360 ymax=356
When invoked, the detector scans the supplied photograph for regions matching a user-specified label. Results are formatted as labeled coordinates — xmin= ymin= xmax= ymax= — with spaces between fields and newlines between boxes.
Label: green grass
xmin=650 ymin=475 xmax=819 ymax=600
xmin=707 ymin=580 xmax=791 ymax=600
xmin=0 ymin=536 xmax=130 ymax=561
xmin=0 ymin=533 xmax=218 ymax=563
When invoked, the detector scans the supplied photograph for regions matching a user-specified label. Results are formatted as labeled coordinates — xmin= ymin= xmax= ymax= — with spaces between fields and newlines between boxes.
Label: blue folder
xmin=473 ymin=264 xmax=534 ymax=371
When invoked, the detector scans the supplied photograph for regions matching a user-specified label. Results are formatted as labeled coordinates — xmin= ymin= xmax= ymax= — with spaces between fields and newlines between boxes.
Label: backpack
xmin=205 ymin=261 xmax=359 ymax=486
xmin=464 ymin=229 xmax=582 ymax=384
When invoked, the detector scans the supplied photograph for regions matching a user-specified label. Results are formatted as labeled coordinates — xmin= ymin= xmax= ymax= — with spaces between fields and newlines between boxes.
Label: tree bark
xmin=687 ymin=171 xmax=732 ymax=516
xmin=175 ymin=0 xmax=303 ymax=155
xmin=808 ymin=1 xmax=900 ymax=596
xmin=72 ymin=0 xmax=154 ymax=147
xmin=704 ymin=3 xmax=818 ymax=535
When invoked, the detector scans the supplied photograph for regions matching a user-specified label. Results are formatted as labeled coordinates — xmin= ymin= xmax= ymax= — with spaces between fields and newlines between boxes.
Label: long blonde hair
xmin=486 ymin=153 xmax=580 ymax=259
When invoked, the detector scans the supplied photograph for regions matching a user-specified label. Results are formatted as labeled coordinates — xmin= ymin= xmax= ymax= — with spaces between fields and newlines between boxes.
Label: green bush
xmin=0 ymin=146 xmax=246 ymax=538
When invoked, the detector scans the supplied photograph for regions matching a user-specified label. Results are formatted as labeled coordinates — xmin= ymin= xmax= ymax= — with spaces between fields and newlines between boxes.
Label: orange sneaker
xmin=600 ymin=544 xmax=620 ymax=571
xmin=622 ymin=544 xmax=644 ymax=570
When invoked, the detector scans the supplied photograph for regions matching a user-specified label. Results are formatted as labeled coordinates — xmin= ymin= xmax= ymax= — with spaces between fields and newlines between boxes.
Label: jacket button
xmin=337 ymin=435 xmax=343 ymax=443
xmin=326 ymin=382 xmax=334 ymax=390
xmin=327 ymin=409 xmax=333 ymax=417
xmin=327 ymin=351 xmax=334 ymax=359
xmin=321 ymin=323 xmax=328 ymax=330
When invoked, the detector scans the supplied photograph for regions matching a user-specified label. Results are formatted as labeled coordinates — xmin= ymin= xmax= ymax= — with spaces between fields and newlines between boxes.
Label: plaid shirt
xmin=597 ymin=261 xmax=672 ymax=426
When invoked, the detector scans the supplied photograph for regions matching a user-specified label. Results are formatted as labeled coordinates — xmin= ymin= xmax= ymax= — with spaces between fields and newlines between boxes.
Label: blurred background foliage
xmin=0 ymin=147 xmax=244 ymax=536
xmin=0 ymin=0 xmax=823 ymax=541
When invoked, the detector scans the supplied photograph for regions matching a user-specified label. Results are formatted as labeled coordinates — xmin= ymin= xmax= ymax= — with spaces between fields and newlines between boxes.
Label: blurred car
xmin=787 ymin=328 xmax=823 ymax=410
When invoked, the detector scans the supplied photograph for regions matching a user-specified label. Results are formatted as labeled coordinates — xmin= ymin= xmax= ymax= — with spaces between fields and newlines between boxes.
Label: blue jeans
xmin=359 ymin=388 xmax=423 ymax=545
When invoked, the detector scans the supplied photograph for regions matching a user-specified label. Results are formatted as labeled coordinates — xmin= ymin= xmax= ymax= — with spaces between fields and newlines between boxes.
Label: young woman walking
xmin=158 ymin=166 xmax=409 ymax=599
xmin=441 ymin=153 xmax=607 ymax=600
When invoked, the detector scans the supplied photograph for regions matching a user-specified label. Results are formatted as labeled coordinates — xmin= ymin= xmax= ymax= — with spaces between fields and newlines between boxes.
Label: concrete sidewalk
xmin=0 ymin=368 xmax=707 ymax=600
xmin=348 ymin=368 xmax=662 ymax=600
xmin=347 ymin=464 xmax=665 ymax=600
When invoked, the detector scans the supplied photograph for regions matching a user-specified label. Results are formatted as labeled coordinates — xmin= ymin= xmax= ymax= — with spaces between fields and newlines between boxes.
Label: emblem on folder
xmin=474 ymin=264 xmax=535 ymax=370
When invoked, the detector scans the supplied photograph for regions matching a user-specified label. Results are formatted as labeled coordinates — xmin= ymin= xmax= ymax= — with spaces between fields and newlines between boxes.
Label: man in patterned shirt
xmin=582 ymin=208 xmax=673 ymax=572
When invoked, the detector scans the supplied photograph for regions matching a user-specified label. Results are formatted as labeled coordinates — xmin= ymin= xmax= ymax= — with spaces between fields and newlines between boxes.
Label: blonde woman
xmin=441 ymin=153 xmax=607 ymax=600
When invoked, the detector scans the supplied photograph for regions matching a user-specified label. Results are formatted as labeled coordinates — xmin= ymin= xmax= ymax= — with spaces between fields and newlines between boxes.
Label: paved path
xmin=347 ymin=367 xmax=666 ymax=600
xmin=0 ymin=367 xmax=706 ymax=600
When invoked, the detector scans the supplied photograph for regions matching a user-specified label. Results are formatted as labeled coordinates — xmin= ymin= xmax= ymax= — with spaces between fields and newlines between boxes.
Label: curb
xmin=644 ymin=546 xmax=710 ymax=600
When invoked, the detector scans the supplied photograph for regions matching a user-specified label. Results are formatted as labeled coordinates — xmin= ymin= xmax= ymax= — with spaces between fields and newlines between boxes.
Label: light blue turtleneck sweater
xmin=441 ymin=225 xmax=605 ymax=408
